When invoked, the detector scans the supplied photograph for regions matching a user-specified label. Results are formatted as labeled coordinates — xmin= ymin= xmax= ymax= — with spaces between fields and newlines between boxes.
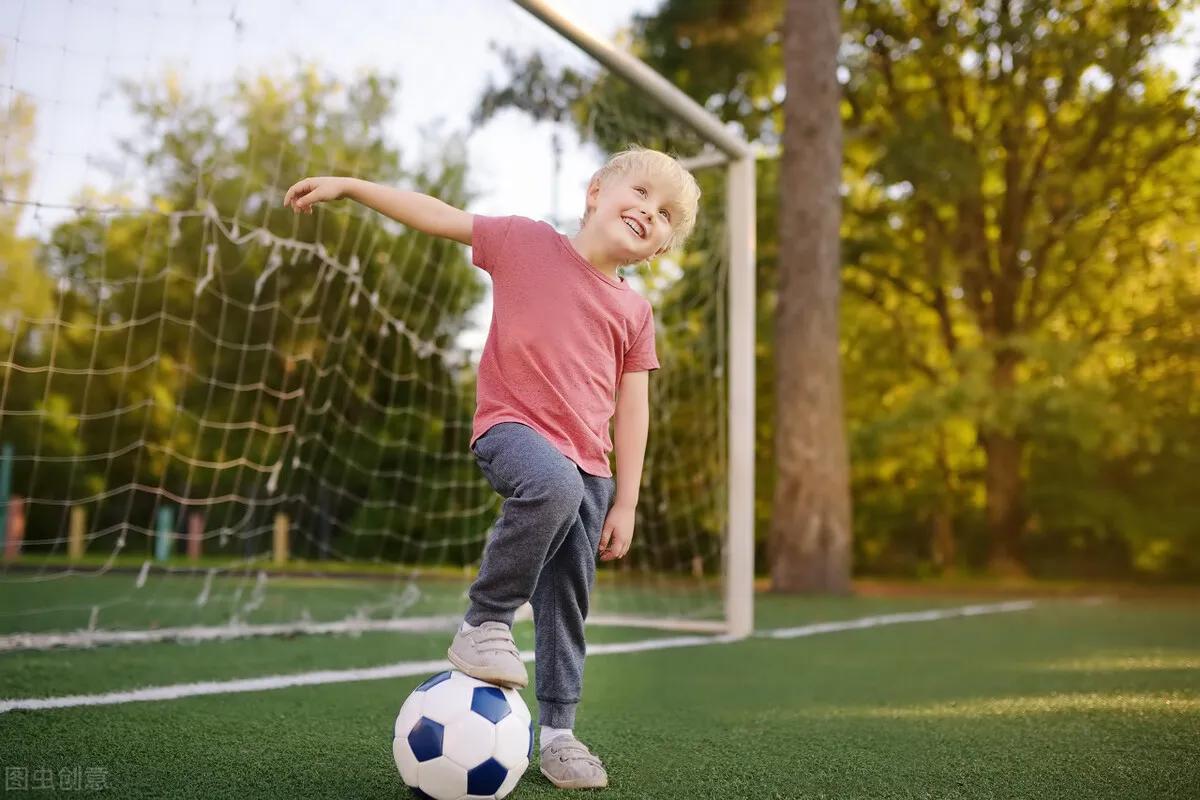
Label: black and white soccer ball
xmin=393 ymin=670 xmax=533 ymax=800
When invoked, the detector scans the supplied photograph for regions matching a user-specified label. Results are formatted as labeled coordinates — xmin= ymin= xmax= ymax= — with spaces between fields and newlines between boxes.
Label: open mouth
xmin=622 ymin=216 xmax=645 ymax=239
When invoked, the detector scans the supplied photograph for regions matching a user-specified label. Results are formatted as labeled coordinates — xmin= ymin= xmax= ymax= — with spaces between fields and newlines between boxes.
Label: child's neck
xmin=568 ymin=229 xmax=623 ymax=281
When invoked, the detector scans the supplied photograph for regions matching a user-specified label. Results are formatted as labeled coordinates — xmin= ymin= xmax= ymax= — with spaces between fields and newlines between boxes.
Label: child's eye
xmin=635 ymin=186 xmax=647 ymax=196
xmin=659 ymin=209 xmax=670 ymax=220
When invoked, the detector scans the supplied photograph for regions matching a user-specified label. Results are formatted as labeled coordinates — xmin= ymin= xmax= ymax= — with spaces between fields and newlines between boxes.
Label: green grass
xmin=0 ymin=591 xmax=1197 ymax=798
xmin=0 ymin=569 xmax=473 ymax=633
xmin=0 ymin=567 xmax=723 ymax=634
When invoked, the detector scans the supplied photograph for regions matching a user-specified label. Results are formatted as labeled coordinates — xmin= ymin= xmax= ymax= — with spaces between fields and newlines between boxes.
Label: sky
xmin=0 ymin=0 xmax=665 ymax=237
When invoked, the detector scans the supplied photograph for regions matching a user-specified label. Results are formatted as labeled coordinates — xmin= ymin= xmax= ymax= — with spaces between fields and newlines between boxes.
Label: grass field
xmin=0 ymin=564 xmax=724 ymax=637
xmin=0 ymin=583 xmax=1197 ymax=799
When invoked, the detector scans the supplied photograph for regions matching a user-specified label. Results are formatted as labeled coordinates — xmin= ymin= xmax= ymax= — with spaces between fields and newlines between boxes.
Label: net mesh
xmin=0 ymin=0 xmax=732 ymax=646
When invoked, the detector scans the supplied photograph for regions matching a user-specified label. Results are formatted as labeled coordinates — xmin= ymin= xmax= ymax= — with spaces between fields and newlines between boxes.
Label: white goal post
xmin=513 ymin=0 xmax=758 ymax=638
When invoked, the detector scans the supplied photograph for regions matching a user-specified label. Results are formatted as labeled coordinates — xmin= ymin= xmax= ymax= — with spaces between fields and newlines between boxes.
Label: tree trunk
xmin=770 ymin=0 xmax=853 ymax=594
xmin=931 ymin=428 xmax=957 ymax=573
xmin=982 ymin=430 xmax=1026 ymax=575
xmin=981 ymin=351 xmax=1027 ymax=575
xmin=931 ymin=509 xmax=956 ymax=573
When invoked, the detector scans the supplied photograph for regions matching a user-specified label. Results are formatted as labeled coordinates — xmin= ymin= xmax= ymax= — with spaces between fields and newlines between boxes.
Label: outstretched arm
xmin=283 ymin=176 xmax=473 ymax=245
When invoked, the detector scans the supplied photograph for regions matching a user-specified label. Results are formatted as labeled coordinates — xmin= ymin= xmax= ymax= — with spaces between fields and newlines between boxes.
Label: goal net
xmin=0 ymin=0 xmax=750 ymax=651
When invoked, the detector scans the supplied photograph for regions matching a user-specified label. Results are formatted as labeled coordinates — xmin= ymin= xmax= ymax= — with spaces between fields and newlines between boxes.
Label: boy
xmin=283 ymin=145 xmax=700 ymax=789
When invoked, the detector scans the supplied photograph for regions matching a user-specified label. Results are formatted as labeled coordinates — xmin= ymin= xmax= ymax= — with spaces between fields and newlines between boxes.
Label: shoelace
xmin=470 ymin=623 xmax=520 ymax=658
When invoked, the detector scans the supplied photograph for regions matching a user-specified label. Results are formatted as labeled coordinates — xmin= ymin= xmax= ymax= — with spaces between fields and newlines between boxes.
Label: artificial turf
xmin=1 ymin=592 xmax=1196 ymax=799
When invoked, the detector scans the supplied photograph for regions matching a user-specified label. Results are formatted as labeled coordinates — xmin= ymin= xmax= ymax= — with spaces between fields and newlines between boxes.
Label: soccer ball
xmin=393 ymin=670 xmax=533 ymax=800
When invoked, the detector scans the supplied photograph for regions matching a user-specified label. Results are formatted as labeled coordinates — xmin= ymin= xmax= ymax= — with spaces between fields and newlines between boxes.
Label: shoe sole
xmin=446 ymin=646 xmax=528 ymax=689
xmin=539 ymin=765 xmax=608 ymax=789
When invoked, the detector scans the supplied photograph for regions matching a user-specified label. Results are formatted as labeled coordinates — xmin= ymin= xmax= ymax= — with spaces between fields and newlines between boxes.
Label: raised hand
xmin=283 ymin=176 xmax=346 ymax=214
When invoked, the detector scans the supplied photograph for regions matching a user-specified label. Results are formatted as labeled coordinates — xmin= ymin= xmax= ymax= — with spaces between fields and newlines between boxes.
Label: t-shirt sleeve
xmin=623 ymin=306 xmax=661 ymax=372
xmin=471 ymin=214 xmax=515 ymax=277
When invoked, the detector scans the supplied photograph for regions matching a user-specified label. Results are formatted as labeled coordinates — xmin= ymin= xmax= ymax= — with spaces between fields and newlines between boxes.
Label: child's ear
xmin=586 ymin=178 xmax=601 ymax=212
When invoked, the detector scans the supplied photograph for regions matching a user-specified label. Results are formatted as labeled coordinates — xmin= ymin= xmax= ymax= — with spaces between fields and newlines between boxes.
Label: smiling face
xmin=583 ymin=172 xmax=677 ymax=265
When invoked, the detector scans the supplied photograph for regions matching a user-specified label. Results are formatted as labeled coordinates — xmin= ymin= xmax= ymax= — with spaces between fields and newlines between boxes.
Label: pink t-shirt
xmin=469 ymin=214 xmax=660 ymax=478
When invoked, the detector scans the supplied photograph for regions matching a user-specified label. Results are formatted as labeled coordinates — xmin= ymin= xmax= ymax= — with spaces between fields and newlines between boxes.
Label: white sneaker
xmin=446 ymin=621 xmax=528 ymax=688
xmin=539 ymin=734 xmax=608 ymax=789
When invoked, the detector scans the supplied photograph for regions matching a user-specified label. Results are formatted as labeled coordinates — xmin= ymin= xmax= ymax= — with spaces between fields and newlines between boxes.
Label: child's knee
xmin=526 ymin=465 xmax=586 ymax=521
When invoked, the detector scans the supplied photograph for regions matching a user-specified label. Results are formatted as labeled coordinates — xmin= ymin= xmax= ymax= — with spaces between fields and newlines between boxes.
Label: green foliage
xmin=838 ymin=0 xmax=1200 ymax=576
xmin=1 ymin=65 xmax=493 ymax=564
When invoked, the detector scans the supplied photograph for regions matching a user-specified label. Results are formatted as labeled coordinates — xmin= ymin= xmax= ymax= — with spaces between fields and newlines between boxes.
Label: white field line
xmin=759 ymin=599 xmax=1038 ymax=638
xmin=0 ymin=600 xmax=1039 ymax=714
xmin=0 ymin=610 xmax=728 ymax=654
xmin=0 ymin=615 xmax=467 ymax=653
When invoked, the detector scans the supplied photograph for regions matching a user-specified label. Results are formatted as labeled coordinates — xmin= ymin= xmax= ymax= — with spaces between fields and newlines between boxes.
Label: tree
xmin=0 ymin=54 xmax=81 ymax=515
xmin=770 ymin=0 xmax=853 ymax=592
xmin=840 ymin=0 xmax=1199 ymax=573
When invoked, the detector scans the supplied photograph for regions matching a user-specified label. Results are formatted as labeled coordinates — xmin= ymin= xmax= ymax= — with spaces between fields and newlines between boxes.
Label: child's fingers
xmin=283 ymin=179 xmax=314 ymax=208
xmin=293 ymin=187 xmax=330 ymax=213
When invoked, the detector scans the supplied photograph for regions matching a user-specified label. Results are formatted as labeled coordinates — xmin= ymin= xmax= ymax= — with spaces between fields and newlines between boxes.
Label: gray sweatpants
xmin=464 ymin=421 xmax=616 ymax=729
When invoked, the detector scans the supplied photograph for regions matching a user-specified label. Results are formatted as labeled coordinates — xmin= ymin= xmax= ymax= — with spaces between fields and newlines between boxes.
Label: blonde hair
xmin=580 ymin=144 xmax=701 ymax=258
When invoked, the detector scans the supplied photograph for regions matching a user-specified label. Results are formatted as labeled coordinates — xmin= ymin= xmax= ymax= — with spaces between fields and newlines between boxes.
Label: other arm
xmin=612 ymin=369 xmax=650 ymax=510
xmin=600 ymin=369 xmax=650 ymax=561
